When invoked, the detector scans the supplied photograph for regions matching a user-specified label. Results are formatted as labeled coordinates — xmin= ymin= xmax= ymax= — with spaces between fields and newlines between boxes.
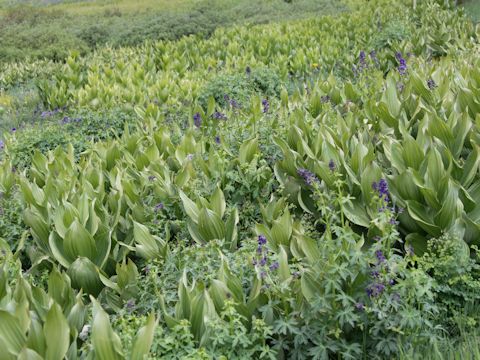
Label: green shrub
xmin=419 ymin=234 xmax=480 ymax=332
xmin=198 ymin=67 xmax=281 ymax=109
xmin=4 ymin=108 xmax=135 ymax=169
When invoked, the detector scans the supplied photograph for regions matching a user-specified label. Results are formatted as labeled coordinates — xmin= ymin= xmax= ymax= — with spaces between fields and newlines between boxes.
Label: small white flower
xmin=79 ymin=324 xmax=91 ymax=341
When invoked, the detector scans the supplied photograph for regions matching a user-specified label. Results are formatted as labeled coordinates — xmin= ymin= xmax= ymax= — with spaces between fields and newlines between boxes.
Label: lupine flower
xmin=11 ymin=128 xmax=16 ymax=132
xmin=260 ymin=271 xmax=267 ymax=279
xmin=260 ymin=257 xmax=267 ymax=266
xmin=389 ymin=218 xmax=399 ymax=225
xmin=126 ymin=299 xmax=136 ymax=311
xmin=0 ymin=141 xmax=4 ymax=150
xmin=371 ymin=270 xmax=380 ymax=278
xmin=62 ymin=116 xmax=71 ymax=124
xmin=373 ymin=178 xmax=390 ymax=202
xmin=229 ymin=99 xmax=239 ymax=108
xmin=389 ymin=279 xmax=396 ymax=285
xmin=262 ymin=99 xmax=269 ymax=113
xmin=359 ymin=50 xmax=367 ymax=70
xmin=213 ymin=111 xmax=227 ymax=120
xmin=246 ymin=66 xmax=251 ymax=75
xmin=328 ymin=159 xmax=336 ymax=172
xmin=186 ymin=154 xmax=194 ymax=161
xmin=269 ymin=261 xmax=279 ymax=271
xmin=375 ymin=250 xmax=386 ymax=263
xmin=367 ymin=283 xmax=385 ymax=297
xmin=148 ymin=175 xmax=156 ymax=181
xmin=215 ymin=135 xmax=221 ymax=144
xmin=427 ymin=78 xmax=437 ymax=90
xmin=395 ymin=52 xmax=407 ymax=75
xmin=154 ymin=203 xmax=164 ymax=212
xmin=258 ymin=235 xmax=267 ymax=245
xmin=144 ymin=265 xmax=151 ymax=275
xmin=297 ymin=168 xmax=319 ymax=186
xmin=193 ymin=112 xmax=202 ymax=128
xmin=355 ymin=302 xmax=365 ymax=311
xmin=224 ymin=94 xmax=230 ymax=102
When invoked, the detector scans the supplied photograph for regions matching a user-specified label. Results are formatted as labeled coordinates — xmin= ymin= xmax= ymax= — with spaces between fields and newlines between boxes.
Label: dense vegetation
xmin=0 ymin=0 xmax=345 ymax=62
xmin=1 ymin=0 xmax=480 ymax=359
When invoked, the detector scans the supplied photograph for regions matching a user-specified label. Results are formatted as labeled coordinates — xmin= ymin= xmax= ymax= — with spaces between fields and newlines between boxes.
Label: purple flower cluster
xmin=246 ymin=66 xmax=251 ymax=76
xmin=427 ymin=78 xmax=437 ymax=90
xmin=359 ymin=50 xmax=367 ymax=70
xmin=372 ymin=178 xmax=390 ymax=202
xmin=297 ymin=168 xmax=319 ymax=186
xmin=154 ymin=203 xmax=164 ymax=212
xmin=223 ymin=94 xmax=240 ymax=108
xmin=375 ymin=250 xmax=386 ymax=264
xmin=193 ymin=113 xmax=202 ymax=128
xmin=395 ymin=52 xmax=407 ymax=76
xmin=262 ymin=99 xmax=269 ymax=113
xmin=253 ymin=235 xmax=278 ymax=277
xmin=61 ymin=116 xmax=82 ymax=125
xmin=215 ymin=135 xmax=221 ymax=144
xmin=213 ymin=111 xmax=227 ymax=120
xmin=328 ymin=159 xmax=336 ymax=172
xmin=0 ymin=140 xmax=4 ymax=150
xmin=41 ymin=107 xmax=63 ymax=118
xmin=366 ymin=283 xmax=385 ymax=297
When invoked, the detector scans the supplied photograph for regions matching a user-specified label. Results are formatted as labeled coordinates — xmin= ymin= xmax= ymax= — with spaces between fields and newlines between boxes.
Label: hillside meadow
xmin=1 ymin=0 xmax=480 ymax=359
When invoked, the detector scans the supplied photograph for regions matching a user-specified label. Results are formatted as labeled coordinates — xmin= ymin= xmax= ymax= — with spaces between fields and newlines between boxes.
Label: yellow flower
xmin=312 ymin=63 xmax=319 ymax=68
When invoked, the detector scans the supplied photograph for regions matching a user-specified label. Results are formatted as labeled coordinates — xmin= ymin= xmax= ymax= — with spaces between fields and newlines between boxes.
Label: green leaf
xmin=343 ymin=200 xmax=370 ymax=227
xmin=90 ymin=297 xmax=124 ymax=360
xmin=270 ymin=209 xmax=292 ymax=248
xmin=225 ymin=208 xmax=239 ymax=250
xmin=130 ymin=313 xmax=157 ymax=360
xmin=210 ymin=186 xmax=226 ymax=218
xmin=278 ymin=246 xmax=290 ymax=282
xmin=68 ymin=258 xmax=103 ymax=296
xmin=239 ymin=138 xmax=259 ymax=165
xmin=198 ymin=208 xmax=225 ymax=241
xmin=23 ymin=208 xmax=50 ymax=254
xmin=179 ymin=190 xmax=199 ymax=223
xmin=63 ymin=220 xmax=96 ymax=262
xmin=0 ymin=310 xmax=26 ymax=357
xmin=43 ymin=303 xmax=70 ymax=360
xmin=133 ymin=221 xmax=163 ymax=259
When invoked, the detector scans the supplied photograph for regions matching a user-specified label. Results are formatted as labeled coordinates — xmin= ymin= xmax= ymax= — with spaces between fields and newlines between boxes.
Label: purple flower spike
xmin=262 ymin=99 xmax=269 ymax=113
xmin=297 ymin=168 xmax=319 ymax=186
xmin=269 ymin=261 xmax=279 ymax=271
xmin=375 ymin=250 xmax=386 ymax=263
xmin=193 ymin=113 xmax=201 ymax=128
xmin=258 ymin=235 xmax=267 ymax=245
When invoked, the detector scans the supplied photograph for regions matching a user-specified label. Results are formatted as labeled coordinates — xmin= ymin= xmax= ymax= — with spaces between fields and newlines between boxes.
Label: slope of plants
xmin=1 ymin=0 xmax=480 ymax=359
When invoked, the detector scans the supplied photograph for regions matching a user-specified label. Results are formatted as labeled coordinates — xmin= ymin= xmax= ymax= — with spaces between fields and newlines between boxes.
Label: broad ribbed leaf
xmin=198 ymin=208 xmax=225 ymax=241
xmin=91 ymin=298 xmax=124 ymax=360
xmin=0 ymin=310 xmax=26 ymax=357
xmin=133 ymin=221 xmax=162 ymax=259
xmin=179 ymin=190 xmax=199 ymax=223
xmin=64 ymin=220 xmax=96 ymax=262
xmin=210 ymin=187 xmax=226 ymax=218
xmin=130 ymin=313 xmax=156 ymax=360
xmin=43 ymin=303 xmax=69 ymax=360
